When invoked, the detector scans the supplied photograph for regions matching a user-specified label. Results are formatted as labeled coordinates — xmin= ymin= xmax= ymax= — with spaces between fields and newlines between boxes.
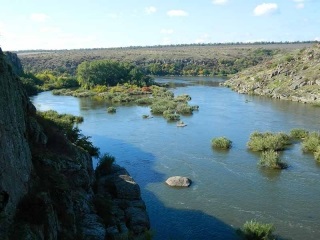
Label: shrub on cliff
xmin=237 ymin=220 xmax=275 ymax=240
xmin=247 ymin=131 xmax=291 ymax=151
xmin=212 ymin=137 xmax=232 ymax=150
xmin=37 ymin=110 xmax=99 ymax=157
xmin=96 ymin=153 xmax=115 ymax=176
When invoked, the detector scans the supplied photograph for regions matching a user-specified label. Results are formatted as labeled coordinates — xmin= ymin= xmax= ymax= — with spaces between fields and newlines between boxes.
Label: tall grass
xmin=259 ymin=150 xmax=288 ymax=169
xmin=301 ymin=132 xmax=320 ymax=153
xmin=290 ymin=128 xmax=309 ymax=139
xmin=238 ymin=220 xmax=275 ymax=240
xmin=247 ymin=131 xmax=291 ymax=151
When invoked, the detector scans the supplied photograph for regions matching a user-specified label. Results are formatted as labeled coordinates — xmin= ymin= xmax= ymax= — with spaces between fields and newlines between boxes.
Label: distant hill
xmin=17 ymin=42 xmax=315 ymax=77
xmin=224 ymin=43 xmax=320 ymax=103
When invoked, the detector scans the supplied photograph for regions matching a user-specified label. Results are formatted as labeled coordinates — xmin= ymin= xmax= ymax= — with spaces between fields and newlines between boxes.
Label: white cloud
xmin=30 ymin=13 xmax=49 ymax=22
xmin=160 ymin=29 xmax=174 ymax=34
xmin=167 ymin=10 xmax=188 ymax=17
xmin=212 ymin=0 xmax=228 ymax=5
xmin=145 ymin=6 xmax=157 ymax=14
xmin=293 ymin=0 xmax=305 ymax=9
xmin=40 ymin=26 xmax=61 ymax=33
xmin=315 ymin=37 xmax=320 ymax=41
xmin=253 ymin=3 xmax=278 ymax=16
xmin=296 ymin=3 xmax=304 ymax=8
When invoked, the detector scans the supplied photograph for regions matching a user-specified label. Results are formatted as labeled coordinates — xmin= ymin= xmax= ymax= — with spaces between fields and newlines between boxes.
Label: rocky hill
xmin=224 ymin=44 xmax=320 ymax=103
xmin=0 ymin=48 xmax=149 ymax=240
xmin=17 ymin=43 xmax=313 ymax=77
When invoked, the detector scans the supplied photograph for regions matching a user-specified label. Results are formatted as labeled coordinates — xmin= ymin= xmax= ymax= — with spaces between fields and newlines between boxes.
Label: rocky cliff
xmin=224 ymin=44 xmax=320 ymax=103
xmin=0 ymin=48 xmax=149 ymax=240
xmin=4 ymin=51 xmax=23 ymax=76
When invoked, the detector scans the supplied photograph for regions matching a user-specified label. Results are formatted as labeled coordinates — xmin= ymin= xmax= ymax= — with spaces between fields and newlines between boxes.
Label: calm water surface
xmin=32 ymin=77 xmax=320 ymax=240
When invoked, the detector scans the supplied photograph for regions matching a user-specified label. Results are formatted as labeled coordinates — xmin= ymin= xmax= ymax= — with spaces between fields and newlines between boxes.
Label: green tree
xmin=76 ymin=60 xmax=153 ymax=89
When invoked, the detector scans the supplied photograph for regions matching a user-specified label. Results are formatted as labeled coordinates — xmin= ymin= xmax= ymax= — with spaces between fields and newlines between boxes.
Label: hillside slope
xmin=224 ymin=44 xmax=320 ymax=103
xmin=17 ymin=43 xmax=313 ymax=76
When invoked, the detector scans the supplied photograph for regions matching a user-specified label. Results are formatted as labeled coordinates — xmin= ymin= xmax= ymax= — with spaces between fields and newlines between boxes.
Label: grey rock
xmin=165 ymin=176 xmax=192 ymax=187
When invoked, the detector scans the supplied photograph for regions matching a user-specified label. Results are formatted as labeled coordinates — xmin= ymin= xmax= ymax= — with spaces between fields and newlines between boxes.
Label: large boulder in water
xmin=165 ymin=176 xmax=192 ymax=187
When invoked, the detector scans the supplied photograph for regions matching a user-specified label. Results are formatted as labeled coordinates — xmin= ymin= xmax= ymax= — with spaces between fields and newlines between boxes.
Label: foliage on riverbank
xmin=37 ymin=110 xmax=99 ymax=157
xmin=53 ymin=84 xmax=198 ymax=121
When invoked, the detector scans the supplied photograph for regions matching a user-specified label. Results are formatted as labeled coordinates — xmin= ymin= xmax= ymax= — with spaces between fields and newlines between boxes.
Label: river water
xmin=31 ymin=77 xmax=320 ymax=240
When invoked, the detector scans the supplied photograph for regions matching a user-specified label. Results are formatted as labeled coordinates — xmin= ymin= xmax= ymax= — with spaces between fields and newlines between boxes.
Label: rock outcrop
xmin=4 ymin=51 xmax=24 ymax=76
xmin=0 ymin=48 xmax=150 ymax=240
xmin=224 ymin=43 xmax=320 ymax=104
xmin=165 ymin=176 xmax=192 ymax=187
xmin=96 ymin=165 xmax=150 ymax=239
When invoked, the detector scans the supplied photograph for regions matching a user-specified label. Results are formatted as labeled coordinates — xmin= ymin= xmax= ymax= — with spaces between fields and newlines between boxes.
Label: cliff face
xmin=0 ymin=48 xmax=149 ymax=240
xmin=4 ymin=51 xmax=24 ymax=76
xmin=224 ymin=44 xmax=320 ymax=103
xmin=0 ymin=48 xmax=33 ymax=236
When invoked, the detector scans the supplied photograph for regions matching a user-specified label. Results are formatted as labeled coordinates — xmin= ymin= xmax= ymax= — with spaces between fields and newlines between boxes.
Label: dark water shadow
xmin=258 ymin=168 xmax=282 ymax=181
xmin=90 ymin=134 xmax=240 ymax=240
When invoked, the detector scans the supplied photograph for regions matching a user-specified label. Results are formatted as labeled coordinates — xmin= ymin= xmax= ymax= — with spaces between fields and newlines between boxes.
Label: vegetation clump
xmin=314 ymin=146 xmax=320 ymax=162
xmin=290 ymin=128 xmax=309 ymax=139
xmin=237 ymin=220 xmax=275 ymax=240
xmin=107 ymin=106 xmax=116 ymax=113
xmin=247 ymin=131 xmax=291 ymax=152
xmin=212 ymin=137 xmax=232 ymax=150
xmin=76 ymin=60 xmax=154 ymax=89
xmin=95 ymin=153 xmax=115 ymax=176
xmin=37 ymin=110 xmax=99 ymax=157
xmin=163 ymin=110 xmax=180 ymax=121
xmin=259 ymin=150 xmax=288 ymax=169
xmin=301 ymin=132 xmax=320 ymax=153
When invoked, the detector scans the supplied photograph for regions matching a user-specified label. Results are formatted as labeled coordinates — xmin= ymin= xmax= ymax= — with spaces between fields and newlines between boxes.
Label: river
xmin=31 ymin=77 xmax=320 ymax=240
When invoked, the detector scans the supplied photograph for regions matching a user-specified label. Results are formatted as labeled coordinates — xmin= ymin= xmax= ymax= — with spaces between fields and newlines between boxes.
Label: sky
xmin=0 ymin=0 xmax=319 ymax=51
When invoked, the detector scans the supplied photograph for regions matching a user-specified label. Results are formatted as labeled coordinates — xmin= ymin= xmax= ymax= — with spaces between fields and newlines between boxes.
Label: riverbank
xmin=224 ymin=43 xmax=320 ymax=104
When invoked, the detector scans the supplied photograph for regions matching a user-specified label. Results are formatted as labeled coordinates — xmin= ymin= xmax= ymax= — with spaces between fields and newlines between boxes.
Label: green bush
xmin=174 ymin=94 xmax=191 ymax=102
xmin=37 ymin=110 xmax=99 ymax=157
xmin=163 ymin=110 xmax=180 ymax=121
xmin=96 ymin=153 xmax=115 ymax=176
xmin=247 ymin=131 xmax=291 ymax=152
xmin=107 ymin=106 xmax=116 ymax=113
xmin=238 ymin=220 xmax=274 ymax=240
xmin=290 ymin=128 xmax=309 ymax=139
xmin=212 ymin=137 xmax=232 ymax=150
xmin=259 ymin=150 xmax=288 ymax=169
xmin=314 ymin=146 xmax=320 ymax=162
xmin=301 ymin=132 xmax=320 ymax=153
xmin=176 ymin=103 xmax=193 ymax=115
xmin=135 ymin=97 xmax=154 ymax=105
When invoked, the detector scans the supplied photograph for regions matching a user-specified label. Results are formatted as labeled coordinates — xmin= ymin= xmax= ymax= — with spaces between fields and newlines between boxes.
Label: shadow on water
xmin=90 ymin=135 xmax=240 ymax=240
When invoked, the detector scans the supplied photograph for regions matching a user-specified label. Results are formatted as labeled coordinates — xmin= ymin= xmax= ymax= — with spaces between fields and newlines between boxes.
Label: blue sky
xmin=0 ymin=0 xmax=319 ymax=50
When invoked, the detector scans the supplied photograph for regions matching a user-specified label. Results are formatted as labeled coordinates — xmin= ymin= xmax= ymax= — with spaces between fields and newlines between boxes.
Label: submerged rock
xmin=165 ymin=176 xmax=192 ymax=187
